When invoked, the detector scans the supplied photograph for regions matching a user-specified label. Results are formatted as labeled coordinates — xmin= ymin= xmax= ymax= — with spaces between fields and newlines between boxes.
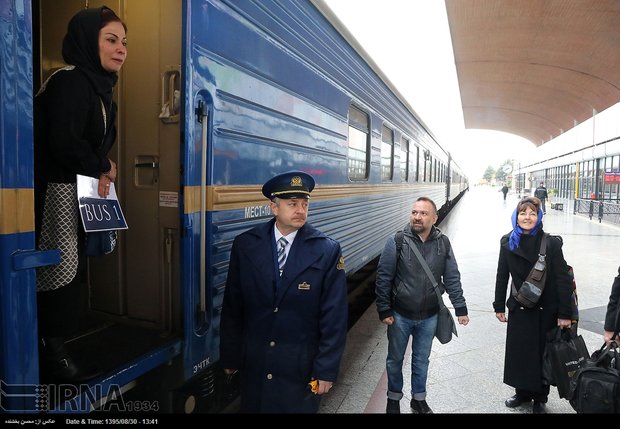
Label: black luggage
xmin=568 ymin=342 xmax=620 ymax=413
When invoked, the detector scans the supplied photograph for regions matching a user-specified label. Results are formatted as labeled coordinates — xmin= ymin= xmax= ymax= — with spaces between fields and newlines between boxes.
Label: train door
xmin=37 ymin=0 xmax=181 ymax=334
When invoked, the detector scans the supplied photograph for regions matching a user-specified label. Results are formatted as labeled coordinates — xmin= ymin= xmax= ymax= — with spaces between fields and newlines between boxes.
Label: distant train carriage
xmin=0 ymin=0 xmax=467 ymax=413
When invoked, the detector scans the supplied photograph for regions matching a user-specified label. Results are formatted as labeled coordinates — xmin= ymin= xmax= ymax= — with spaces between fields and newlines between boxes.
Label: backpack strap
xmin=395 ymin=231 xmax=404 ymax=254
xmin=393 ymin=230 xmax=405 ymax=277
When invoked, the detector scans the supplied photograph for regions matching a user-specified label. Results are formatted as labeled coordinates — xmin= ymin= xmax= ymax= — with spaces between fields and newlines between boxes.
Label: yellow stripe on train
xmin=182 ymin=183 xmax=436 ymax=214
xmin=0 ymin=188 xmax=34 ymax=234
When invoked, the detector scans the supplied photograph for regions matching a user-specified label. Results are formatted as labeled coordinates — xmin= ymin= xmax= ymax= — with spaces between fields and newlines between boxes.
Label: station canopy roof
xmin=445 ymin=0 xmax=620 ymax=146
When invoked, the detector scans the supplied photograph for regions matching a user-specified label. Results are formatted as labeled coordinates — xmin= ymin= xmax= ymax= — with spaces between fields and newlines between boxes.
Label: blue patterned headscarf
xmin=508 ymin=205 xmax=543 ymax=251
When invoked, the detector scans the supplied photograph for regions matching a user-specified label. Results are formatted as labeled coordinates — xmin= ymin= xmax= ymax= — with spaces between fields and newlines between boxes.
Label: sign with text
xmin=604 ymin=171 xmax=620 ymax=183
xmin=77 ymin=175 xmax=128 ymax=232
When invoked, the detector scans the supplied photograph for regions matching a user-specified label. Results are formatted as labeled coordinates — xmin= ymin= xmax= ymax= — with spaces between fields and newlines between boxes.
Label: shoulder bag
xmin=511 ymin=233 xmax=548 ymax=308
xmin=409 ymin=241 xmax=458 ymax=344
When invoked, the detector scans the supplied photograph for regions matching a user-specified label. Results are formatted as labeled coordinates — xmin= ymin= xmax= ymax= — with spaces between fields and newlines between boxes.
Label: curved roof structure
xmin=445 ymin=0 xmax=620 ymax=146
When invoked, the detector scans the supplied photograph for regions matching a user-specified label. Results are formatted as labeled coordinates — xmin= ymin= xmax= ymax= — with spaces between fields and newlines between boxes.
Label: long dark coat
xmin=494 ymin=229 xmax=573 ymax=392
xmin=220 ymin=218 xmax=348 ymax=413
xmin=604 ymin=266 xmax=620 ymax=333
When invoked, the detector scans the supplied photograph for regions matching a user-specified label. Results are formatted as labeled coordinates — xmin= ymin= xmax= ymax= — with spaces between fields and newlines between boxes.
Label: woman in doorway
xmin=493 ymin=197 xmax=573 ymax=413
xmin=34 ymin=6 xmax=127 ymax=383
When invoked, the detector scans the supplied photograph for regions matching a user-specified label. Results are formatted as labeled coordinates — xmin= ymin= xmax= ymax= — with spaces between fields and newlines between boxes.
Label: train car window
xmin=401 ymin=137 xmax=409 ymax=182
xmin=381 ymin=125 xmax=394 ymax=181
xmin=413 ymin=145 xmax=419 ymax=182
xmin=427 ymin=154 xmax=432 ymax=182
xmin=348 ymin=105 xmax=370 ymax=181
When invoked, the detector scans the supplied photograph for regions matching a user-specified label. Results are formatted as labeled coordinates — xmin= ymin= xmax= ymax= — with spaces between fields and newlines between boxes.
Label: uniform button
xmin=273 ymin=307 xmax=279 ymax=313
xmin=269 ymin=341 xmax=276 ymax=347
xmin=267 ymin=374 xmax=273 ymax=380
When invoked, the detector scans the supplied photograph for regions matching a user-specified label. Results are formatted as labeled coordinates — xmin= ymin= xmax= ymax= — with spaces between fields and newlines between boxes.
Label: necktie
xmin=277 ymin=237 xmax=288 ymax=275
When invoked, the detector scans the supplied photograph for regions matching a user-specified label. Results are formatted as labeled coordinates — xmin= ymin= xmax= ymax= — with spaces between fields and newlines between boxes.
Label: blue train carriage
xmin=1 ymin=0 xmax=467 ymax=413
xmin=447 ymin=155 xmax=468 ymax=208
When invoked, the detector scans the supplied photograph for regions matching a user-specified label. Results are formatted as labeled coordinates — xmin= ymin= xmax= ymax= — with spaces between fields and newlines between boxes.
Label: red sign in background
xmin=604 ymin=172 xmax=620 ymax=183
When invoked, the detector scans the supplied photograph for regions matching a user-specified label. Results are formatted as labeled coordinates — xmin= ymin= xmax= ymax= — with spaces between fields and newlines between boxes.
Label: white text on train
xmin=245 ymin=205 xmax=272 ymax=219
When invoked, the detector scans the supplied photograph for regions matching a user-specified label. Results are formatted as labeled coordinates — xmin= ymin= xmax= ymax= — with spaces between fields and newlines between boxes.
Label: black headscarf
xmin=62 ymin=6 xmax=118 ymax=108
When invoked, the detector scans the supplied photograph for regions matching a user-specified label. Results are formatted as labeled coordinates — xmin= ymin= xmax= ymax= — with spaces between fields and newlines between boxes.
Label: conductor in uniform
xmin=220 ymin=171 xmax=348 ymax=413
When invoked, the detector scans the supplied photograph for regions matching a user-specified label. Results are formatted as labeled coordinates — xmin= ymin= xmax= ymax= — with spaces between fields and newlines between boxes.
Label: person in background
xmin=219 ymin=171 xmax=348 ymax=413
xmin=34 ymin=6 xmax=127 ymax=383
xmin=534 ymin=182 xmax=548 ymax=214
xmin=494 ymin=197 xmax=573 ymax=413
xmin=603 ymin=266 xmax=620 ymax=345
xmin=501 ymin=184 xmax=509 ymax=201
xmin=375 ymin=197 xmax=469 ymax=414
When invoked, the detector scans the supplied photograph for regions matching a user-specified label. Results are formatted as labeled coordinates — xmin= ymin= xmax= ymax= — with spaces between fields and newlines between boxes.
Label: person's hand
xmin=98 ymin=159 xmax=117 ymax=198
xmin=458 ymin=315 xmax=470 ymax=326
xmin=97 ymin=174 xmax=113 ymax=198
xmin=105 ymin=159 xmax=117 ymax=182
xmin=604 ymin=330 xmax=619 ymax=345
xmin=557 ymin=318 xmax=572 ymax=329
xmin=496 ymin=312 xmax=507 ymax=323
xmin=317 ymin=380 xmax=333 ymax=395
xmin=382 ymin=316 xmax=394 ymax=325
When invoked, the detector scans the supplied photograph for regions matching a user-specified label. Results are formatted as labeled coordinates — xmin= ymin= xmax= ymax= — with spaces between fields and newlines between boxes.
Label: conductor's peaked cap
xmin=262 ymin=171 xmax=315 ymax=200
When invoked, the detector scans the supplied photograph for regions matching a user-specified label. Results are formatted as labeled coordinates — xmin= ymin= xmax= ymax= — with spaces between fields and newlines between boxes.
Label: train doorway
xmin=36 ymin=0 xmax=182 ymax=340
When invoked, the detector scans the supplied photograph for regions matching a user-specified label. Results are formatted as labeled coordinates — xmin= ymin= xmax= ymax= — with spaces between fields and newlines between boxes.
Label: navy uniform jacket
xmin=220 ymin=218 xmax=348 ymax=413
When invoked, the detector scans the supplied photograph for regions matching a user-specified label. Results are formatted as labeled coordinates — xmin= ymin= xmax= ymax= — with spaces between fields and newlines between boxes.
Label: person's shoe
xmin=40 ymin=337 xmax=101 ymax=384
xmin=410 ymin=399 xmax=433 ymax=414
xmin=532 ymin=401 xmax=547 ymax=414
xmin=504 ymin=394 xmax=532 ymax=408
xmin=386 ymin=399 xmax=400 ymax=414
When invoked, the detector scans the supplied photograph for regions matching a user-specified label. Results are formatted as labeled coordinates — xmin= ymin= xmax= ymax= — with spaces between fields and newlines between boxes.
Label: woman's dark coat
xmin=494 ymin=229 xmax=573 ymax=392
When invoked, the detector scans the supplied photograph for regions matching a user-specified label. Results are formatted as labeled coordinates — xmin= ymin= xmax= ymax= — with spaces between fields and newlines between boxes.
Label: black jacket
xmin=534 ymin=185 xmax=548 ymax=200
xmin=34 ymin=67 xmax=115 ymax=185
xmin=375 ymin=225 xmax=467 ymax=321
xmin=604 ymin=266 xmax=620 ymax=333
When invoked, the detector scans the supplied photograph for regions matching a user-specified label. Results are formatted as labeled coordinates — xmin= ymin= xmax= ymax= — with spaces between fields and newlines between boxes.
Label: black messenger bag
xmin=512 ymin=234 xmax=548 ymax=308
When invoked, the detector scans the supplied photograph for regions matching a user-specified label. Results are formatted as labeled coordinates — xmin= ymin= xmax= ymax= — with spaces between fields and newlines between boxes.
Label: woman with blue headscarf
xmin=493 ymin=197 xmax=573 ymax=413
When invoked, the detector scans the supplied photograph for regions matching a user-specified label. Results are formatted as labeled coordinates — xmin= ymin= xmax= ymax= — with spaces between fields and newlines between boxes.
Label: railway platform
xmin=320 ymin=185 xmax=620 ymax=414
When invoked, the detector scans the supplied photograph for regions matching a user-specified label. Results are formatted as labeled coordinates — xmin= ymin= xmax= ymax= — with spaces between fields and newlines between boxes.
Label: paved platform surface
xmin=320 ymin=186 xmax=620 ymax=414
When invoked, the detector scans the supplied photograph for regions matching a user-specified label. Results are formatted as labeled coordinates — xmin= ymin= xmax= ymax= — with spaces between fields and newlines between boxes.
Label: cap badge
xmin=291 ymin=176 xmax=303 ymax=187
